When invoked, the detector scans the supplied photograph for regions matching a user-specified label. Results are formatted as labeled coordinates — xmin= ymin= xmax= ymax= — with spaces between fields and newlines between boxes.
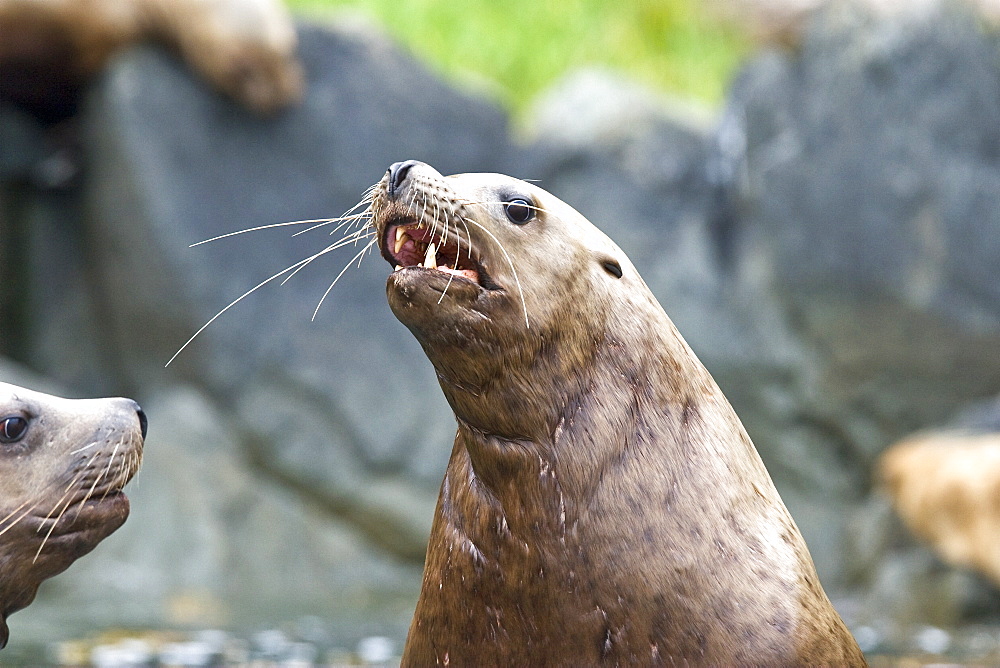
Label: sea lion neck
xmin=442 ymin=315 xmax=711 ymax=522
xmin=428 ymin=286 xmax=708 ymax=445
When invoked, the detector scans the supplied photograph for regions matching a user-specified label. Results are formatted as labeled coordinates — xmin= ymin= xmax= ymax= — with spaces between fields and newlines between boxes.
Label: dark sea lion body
xmin=0 ymin=382 xmax=145 ymax=649
xmin=0 ymin=0 xmax=303 ymax=122
xmin=370 ymin=161 xmax=865 ymax=666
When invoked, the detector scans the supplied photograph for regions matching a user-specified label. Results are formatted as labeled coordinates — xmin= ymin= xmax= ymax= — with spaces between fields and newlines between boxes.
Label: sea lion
xmin=880 ymin=430 xmax=1000 ymax=586
xmin=368 ymin=160 xmax=866 ymax=666
xmin=0 ymin=0 xmax=303 ymax=122
xmin=0 ymin=382 xmax=146 ymax=649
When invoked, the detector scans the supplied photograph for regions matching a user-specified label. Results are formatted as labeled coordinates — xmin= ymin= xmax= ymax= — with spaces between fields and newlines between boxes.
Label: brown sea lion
xmin=368 ymin=160 xmax=866 ymax=666
xmin=0 ymin=0 xmax=303 ymax=122
xmin=880 ymin=430 xmax=1000 ymax=586
xmin=0 ymin=382 xmax=145 ymax=649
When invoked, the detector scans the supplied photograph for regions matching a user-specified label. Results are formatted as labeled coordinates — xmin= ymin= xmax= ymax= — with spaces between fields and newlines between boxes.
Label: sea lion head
xmin=0 ymin=383 xmax=146 ymax=648
xmin=371 ymin=160 xmax=659 ymax=439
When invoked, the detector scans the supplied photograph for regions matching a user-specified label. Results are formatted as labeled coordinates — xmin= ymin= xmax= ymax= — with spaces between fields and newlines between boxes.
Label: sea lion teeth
xmin=395 ymin=265 xmax=403 ymax=272
xmin=424 ymin=242 xmax=437 ymax=269
xmin=394 ymin=228 xmax=407 ymax=254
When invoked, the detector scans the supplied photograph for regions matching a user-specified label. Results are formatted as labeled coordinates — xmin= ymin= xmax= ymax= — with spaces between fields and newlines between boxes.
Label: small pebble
xmin=914 ymin=625 xmax=951 ymax=655
xmin=357 ymin=635 xmax=394 ymax=664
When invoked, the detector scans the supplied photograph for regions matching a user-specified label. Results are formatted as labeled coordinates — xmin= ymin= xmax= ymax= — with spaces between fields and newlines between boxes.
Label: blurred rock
xmin=716 ymin=0 xmax=1000 ymax=44
xmin=717 ymin=4 xmax=1000 ymax=588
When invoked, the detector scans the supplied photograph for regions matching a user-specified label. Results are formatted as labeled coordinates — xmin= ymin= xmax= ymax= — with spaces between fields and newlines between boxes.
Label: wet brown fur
xmin=370 ymin=162 xmax=866 ymax=666
xmin=0 ymin=383 xmax=144 ymax=649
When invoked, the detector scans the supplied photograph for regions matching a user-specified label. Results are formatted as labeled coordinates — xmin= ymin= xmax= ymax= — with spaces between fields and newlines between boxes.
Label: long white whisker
xmin=0 ymin=498 xmax=42 ymax=537
xmin=69 ymin=441 xmax=100 ymax=456
xmin=461 ymin=216 xmax=530 ymax=329
xmin=191 ymin=193 xmax=376 ymax=246
xmin=280 ymin=229 xmax=374 ymax=286
xmin=0 ymin=497 xmax=34 ymax=528
xmin=437 ymin=222 xmax=459 ymax=305
xmin=32 ymin=452 xmax=103 ymax=562
xmin=311 ymin=238 xmax=378 ymax=321
xmin=296 ymin=209 xmax=373 ymax=238
xmin=190 ymin=219 xmax=345 ymax=247
xmin=34 ymin=490 xmax=78 ymax=563
xmin=0 ymin=470 xmax=70 ymax=536
xmin=165 ymin=255 xmax=318 ymax=367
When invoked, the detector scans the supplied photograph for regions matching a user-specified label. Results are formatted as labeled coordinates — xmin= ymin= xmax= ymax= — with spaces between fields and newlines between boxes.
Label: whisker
xmin=32 ymin=453 xmax=102 ymax=561
xmin=70 ymin=440 xmax=120 ymax=523
xmin=311 ymin=237 xmax=378 ymax=321
xmin=0 ymin=498 xmax=34 ymax=528
xmin=296 ymin=207 xmax=373 ymax=238
xmin=190 ymin=219 xmax=344 ymax=247
xmin=69 ymin=441 xmax=100 ymax=456
xmin=0 ymin=472 xmax=68 ymax=536
xmin=280 ymin=228 xmax=374 ymax=287
xmin=437 ymin=222 xmax=460 ymax=305
xmin=292 ymin=214 xmax=366 ymax=238
xmin=0 ymin=498 xmax=42 ymax=537
xmin=191 ymin=194 xmax=376 ymax=247
xmin=34 ymin=493 xmax=76 ymax=563
xmin=36 ymin=474 xmax=83 ymax=530
xmin=461 ymin=216 xmax=530 ymax=329
xmin=170 ymin=194 xmax=378 ymax=366
xmin=165 ymin=254 xmax=320 ymax=367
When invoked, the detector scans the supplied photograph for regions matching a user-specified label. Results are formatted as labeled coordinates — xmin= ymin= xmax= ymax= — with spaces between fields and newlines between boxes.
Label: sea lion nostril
xmin=134 ymin=405 xmax=148 ymax=439
xmin=388 ymin=159 xmax=420 ymax=196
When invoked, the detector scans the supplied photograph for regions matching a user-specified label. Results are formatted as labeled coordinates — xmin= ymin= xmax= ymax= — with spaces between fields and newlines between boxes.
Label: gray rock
xmin=716 ymin=5 xmax=1000 ymax=591
xmin=729 ymin=6 xmax=1000 ymax=325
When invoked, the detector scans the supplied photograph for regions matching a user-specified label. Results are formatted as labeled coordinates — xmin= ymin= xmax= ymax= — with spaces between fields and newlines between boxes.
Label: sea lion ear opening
xmin=600 ymin=258 xmax=623 ymax=279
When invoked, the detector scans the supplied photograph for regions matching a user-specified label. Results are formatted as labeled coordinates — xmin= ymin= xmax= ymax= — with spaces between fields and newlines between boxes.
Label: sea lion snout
xmin=387 ymin=159 xmax=422 ymax=198
xmin=132 ymin=401 xmax=148 ymax=439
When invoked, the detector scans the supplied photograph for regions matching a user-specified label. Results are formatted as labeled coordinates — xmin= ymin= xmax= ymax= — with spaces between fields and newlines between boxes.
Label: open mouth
xmin=381 ymin=219 xmax=491 ymax=287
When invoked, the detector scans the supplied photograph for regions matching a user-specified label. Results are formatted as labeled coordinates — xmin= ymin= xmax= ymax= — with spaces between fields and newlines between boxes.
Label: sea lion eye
xmin=504 ymin=198 xmax=534 ymax=224
xmin=0 ymin=416 xmax=28 ymax=443
xmin=602 ymin=260 xmax=623 ymax=278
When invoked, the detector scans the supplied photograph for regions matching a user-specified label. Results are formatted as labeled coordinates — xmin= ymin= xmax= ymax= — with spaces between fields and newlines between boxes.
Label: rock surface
xmin=3 ymin=3 xmax=1000 ymax=653
xmin=714 ymin=6 xmax=1000 ymax=606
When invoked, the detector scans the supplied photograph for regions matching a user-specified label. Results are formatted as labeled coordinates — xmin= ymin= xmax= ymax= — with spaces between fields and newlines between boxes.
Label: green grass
xmin=289 ymin=0 xmax=751 ymax=111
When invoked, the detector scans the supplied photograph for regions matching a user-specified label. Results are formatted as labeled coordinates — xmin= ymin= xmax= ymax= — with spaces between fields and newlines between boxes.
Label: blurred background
xmin=3 ymin=0 xmax=1000 ymax=664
